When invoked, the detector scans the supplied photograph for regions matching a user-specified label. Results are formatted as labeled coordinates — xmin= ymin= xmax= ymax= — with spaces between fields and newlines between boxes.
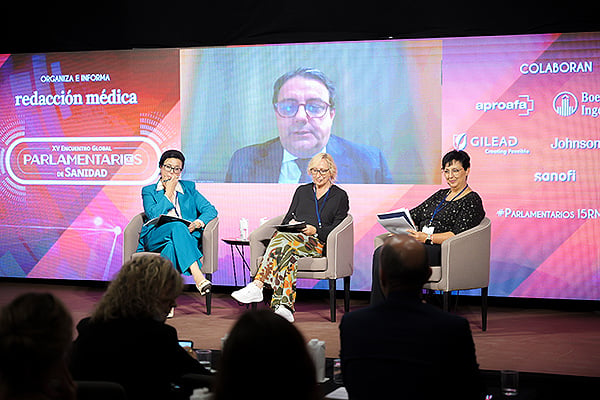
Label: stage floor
xmin=1 ymin=281 xmax=599 ymax=378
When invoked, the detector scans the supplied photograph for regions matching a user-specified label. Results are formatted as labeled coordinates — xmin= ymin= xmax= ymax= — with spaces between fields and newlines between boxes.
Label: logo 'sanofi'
xmin=453 ymin=133 xmax=530 ymax=155
xmin=475 ymin=95 xmax=534 ymax=116
xmin=534 ymin=169 xmax=576 ymax=182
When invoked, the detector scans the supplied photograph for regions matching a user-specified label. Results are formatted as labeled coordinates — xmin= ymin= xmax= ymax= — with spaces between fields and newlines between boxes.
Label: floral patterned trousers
xmin=255 ymin=231 xmax=324 ymax=312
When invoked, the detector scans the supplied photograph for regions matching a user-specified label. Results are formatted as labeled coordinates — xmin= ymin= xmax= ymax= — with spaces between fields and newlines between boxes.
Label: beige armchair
xmin=374 ymin=217 xmax=491 ymax=331
xmin=249 ymin=214 xmax=354 ymax=322
xmin=122 ymin=212 xmax=219 ymax=315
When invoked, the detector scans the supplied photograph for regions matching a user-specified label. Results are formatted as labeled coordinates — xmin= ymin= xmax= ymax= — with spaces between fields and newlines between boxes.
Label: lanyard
xmin=428 ymin=185 xmax=468 ymax=226
xmin=314 ymin=187 xmax=330 ymax=228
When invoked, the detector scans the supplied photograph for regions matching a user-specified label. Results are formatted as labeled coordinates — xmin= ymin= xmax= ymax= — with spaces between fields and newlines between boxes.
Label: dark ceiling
xmin=2 ymin=2 xmax=598 ymax=53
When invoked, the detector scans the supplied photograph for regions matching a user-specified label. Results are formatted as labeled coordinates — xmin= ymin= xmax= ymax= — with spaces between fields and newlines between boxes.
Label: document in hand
xmin=143 ymin=214 xmax=192 ymax=227
xmin=377 ymin=208 xmax=416 ymax=234
xmin=275 ymin=221 xmax=306 ymax=233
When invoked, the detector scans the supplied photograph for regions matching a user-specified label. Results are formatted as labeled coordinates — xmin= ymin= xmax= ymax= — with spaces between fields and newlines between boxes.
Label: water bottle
xmin=189 ymin=387 xmax=212 ymax=400
xmin=239 ymin=218 xmax=248 ymax=240
xmin=307 ymin=338 xmax=326 ymax=382
xmin=221 ymin=333 xmax=228 ymax=350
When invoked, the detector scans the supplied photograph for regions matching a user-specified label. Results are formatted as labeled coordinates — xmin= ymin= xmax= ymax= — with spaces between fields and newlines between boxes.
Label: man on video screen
xmin=225 ymin=67 xmax=393 ymax=184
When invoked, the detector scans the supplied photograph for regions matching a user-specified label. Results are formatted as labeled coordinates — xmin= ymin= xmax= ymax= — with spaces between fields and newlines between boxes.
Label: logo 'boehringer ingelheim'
xmin=553 ymin=91 xmax=578 ymax=117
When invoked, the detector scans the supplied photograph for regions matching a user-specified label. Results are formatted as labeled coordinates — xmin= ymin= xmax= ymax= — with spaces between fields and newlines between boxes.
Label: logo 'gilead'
xmin=453 ymin=133 xmax=468 ymax=151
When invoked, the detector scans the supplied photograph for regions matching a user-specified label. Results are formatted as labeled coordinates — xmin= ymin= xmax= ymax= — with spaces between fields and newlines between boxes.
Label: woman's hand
xmin=162 ymin=176 xmax=178 ymax=191
xmin=162 ymin=176 xmax=178 ymax=203
xmin=303 ymin=224 xmax=317 ymax=236
xmin=407 ymin=229 xmax=427 ymax=243
xmin=188 ymin=219 xmax=204 ymax=233
xmin=183 ymin=346 xmax=197 ymax=360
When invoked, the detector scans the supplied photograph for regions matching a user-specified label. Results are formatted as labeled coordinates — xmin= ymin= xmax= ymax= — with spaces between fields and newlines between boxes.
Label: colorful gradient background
xmin=0 ymin=33 xmax=598 ymax=301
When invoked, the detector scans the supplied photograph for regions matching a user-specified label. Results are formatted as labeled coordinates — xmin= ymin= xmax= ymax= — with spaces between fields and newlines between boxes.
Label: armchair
xmin=374 ymin=217 xmax=491 ymax=330
xmin=122 ymin=212 xmax=219 ymax=315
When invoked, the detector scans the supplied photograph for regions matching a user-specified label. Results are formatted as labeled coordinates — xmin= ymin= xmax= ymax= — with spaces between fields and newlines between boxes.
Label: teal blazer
xmin=138 ymin=180 xmax=218 ymax=250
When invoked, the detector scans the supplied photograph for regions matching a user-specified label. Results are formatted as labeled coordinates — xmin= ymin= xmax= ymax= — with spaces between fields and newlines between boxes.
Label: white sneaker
xmin=231 ymin=282 xmax=263 ymax=303
xmin=274 ymin=305 xmax=295 ymax=323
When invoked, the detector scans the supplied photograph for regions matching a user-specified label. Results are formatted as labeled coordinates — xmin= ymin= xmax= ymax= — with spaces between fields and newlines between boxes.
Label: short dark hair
xmin=380 ymin=236 xmax=430 ymax=290
xmin=159 ymin=149 xmax=185 ymax=168
xmin=442 ymin=150 xmax=470 ymax=170
xmin=272 ymin=67 xmax=336 ymax=108
xmin=213 ymin=310 xmax=319 ymax=400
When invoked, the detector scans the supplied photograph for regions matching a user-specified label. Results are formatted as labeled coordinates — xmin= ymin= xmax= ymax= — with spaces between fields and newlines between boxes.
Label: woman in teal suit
xmin=138 ymin=149 xmax=217 ymax=296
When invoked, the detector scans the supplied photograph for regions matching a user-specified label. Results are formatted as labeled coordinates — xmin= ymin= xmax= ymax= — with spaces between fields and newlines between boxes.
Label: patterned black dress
xmin=410 ymin=189 xmax=486 ymax=235
xmin=370 ymin=188 xmax=485 ymax=305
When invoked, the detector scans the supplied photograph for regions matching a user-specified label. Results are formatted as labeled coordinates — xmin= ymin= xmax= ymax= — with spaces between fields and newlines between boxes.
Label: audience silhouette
xmin=340 ymin=234 xmax=484 ymax=399
xmin=69 ymin=254 xmax=211 ymax=400
xmin=0 ymin=292 xmax=76 ymax=400
xmin=213 ymin=310 xmax=320 ymax=400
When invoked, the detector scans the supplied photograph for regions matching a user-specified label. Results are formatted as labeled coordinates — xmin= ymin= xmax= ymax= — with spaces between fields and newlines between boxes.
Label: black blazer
xmin=70 ymin=317 xmax=209 ymax=400
xmin=282 ymin=183 xmax=349 ymax=242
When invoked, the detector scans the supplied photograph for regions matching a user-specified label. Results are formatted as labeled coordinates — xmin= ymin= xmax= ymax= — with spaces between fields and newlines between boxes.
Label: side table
xmin=221 ymin=238 xmax=251 ymax=288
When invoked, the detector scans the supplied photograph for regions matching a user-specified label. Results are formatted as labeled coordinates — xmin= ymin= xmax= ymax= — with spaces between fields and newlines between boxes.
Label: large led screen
xmin=0 ymin=32 xmax=598 ymax=301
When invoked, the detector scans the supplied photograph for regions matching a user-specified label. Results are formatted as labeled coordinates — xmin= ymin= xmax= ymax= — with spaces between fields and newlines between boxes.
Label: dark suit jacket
xmin=225 ymin=135 xmax=393 ymax=183
xmin=339 ymin=291 xmax=483 ymax=400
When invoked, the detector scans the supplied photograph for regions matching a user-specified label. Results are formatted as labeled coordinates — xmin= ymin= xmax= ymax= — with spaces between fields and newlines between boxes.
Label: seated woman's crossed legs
xmin=231 ymin=232 xmax=323 ymax=322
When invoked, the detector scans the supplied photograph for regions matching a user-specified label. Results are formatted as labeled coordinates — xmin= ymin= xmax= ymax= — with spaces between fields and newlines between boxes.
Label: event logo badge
xmin=4 ymin=136 xmax=161 ymax=186
xmin=553 ymin=91 xmax=578 ymax=117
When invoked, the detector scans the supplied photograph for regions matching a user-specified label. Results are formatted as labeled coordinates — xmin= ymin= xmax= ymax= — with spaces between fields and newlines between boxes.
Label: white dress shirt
xmin=155 ymin=179 xmax=184 ymax=217
xmin=278 ymin=147 xmax=326 ymax=183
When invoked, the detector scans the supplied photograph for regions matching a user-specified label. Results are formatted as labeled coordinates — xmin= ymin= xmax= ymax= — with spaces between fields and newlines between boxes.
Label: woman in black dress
xmin=371 ymin=150 xmax=485 ymax=305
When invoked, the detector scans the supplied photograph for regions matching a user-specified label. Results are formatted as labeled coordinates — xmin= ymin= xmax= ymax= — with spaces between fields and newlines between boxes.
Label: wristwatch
xmin=425 ymin=234 xmax=433 ymax=245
